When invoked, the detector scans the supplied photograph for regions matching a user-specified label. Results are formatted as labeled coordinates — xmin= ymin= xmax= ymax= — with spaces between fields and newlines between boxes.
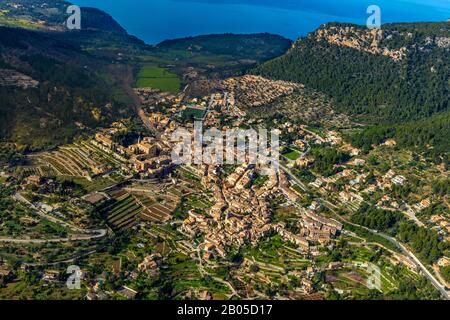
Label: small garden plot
xmin=57 ymin=176 xmax=118 ymax=194
xmin=149 ymin=225 xmax=186 ymax=241
xmin=162 ymin=198 xmax=180 ymax=211
xmin=140 ymin=204 xmax=172 ymax=223
xmin=134 ymin=194 xmax=156 ymax=207
xmin=274 ymin=205 xmax=301 ymax=222
xmin=49 ymin=152 xmax=84 ymax=176
xmin=167 ymin=187 xmax=183 ymax=197
xmin=59 ymin=149 xmax=87 ymax=171
xmin=244 ymin=235 xmax=312 ymax=273
xmin=110 ymin=189 xmax=129 ymax=199
xmin=61 ymin=147 xmax=95 ymax=168
xmin=160 ymin=252 xmax=231 ymax=297
xmin=177 ymin=167 xmax=201 ymax=184
xmin=35 ymin=165 xmax=56 ymax=177
xmin=82 ymin=141 xmax=125 ymax=166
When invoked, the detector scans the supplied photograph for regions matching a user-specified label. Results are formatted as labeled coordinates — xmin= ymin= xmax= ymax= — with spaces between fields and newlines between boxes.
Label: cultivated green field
xmin=282 ymin=147 xmax=301 ymax=161
xmin=136 ymin=67 xmax=181 ymax=92
xmin=137 ymin=67 xmax=177 ymax=78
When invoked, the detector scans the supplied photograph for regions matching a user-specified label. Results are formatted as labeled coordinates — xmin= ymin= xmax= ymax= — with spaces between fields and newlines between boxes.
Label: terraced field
xmin=133 ymin=194 xmax=174 ymax=223
xmin=30 ymin=141 xmax=121 ymax=179
xmin=14 ymin=166 xmax=52 ymax=177
xmin=186 ymin=194 xmax=212 ymax=209
xmin=100 ymin=193 xmax=144 ymax=230
xmin=120 ymin=182 xmax=188 ymax=223
xmin=98 ymin=186 xmax=179 ymax=229
xmin=140 ymin=204 xmax=172 ymax=223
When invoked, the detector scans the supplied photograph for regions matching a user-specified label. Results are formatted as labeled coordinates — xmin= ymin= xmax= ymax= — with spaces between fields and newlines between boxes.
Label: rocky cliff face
xmin=311 ymin=25 xmax=407 ymax=61
xmin=304 ymin=23 xmax=450 ymax=62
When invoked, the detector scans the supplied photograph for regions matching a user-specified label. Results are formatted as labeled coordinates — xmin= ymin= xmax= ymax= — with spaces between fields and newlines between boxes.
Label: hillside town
xmin=1 ymin=71 xmax=449 ymax=301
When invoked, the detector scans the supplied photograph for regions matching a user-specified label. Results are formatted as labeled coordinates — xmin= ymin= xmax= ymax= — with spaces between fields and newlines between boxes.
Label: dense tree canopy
xmin=253 ymin=22 xmax=449 ymax=156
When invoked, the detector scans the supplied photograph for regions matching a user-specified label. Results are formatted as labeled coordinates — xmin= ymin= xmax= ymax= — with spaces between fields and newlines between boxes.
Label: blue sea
xmin=71 ymin=0 xmax=450 ymax=44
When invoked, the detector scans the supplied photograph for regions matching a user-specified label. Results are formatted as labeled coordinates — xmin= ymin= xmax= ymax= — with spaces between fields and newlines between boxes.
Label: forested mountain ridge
xmin=0 ymin=1 xmax=153 ymax=151
xmin=0 ymin=0 xmax=148 ymax=56
xmin=253 ymin=22 xmax=449 ymax=123
xmin=158 ymin=33 xmax=292 ymax=62
xmin=0 ymin=0 xmax=127 ymax=34
xmin=0 ymin=26 xmax=132 ymax=149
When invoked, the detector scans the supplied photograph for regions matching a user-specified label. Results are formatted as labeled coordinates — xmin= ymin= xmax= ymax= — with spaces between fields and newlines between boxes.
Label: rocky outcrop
xmin=312 ymin=25 xmax=407 ymax=61
xmin=0 ymin=69 xmax=39 ymax=89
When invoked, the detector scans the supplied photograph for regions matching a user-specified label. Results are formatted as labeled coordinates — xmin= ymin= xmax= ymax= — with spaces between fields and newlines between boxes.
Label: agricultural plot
xmin=320 ymin=244 xmax=400 ymax=294
xmin=282 ymin=147 xmax=302 ymax=161
xmin=136 ymin=67 xmax=180 ymax=93
xmin=162 ymin=252 xmax=231 ymax=297
xmin=14 ymin=166 xmax=45 ymax=177
xmin=340 ymin=197 xmax=364 ymax=212
xmin=136 ymin=226 xmax=227 ymax=297
xmin=186 ymin=194 xmax=213 ymax=210
xmin=55 ymin=175 xmax=121 ymax=194
xmin=274 ymin=205 xmax=301 ymax=222
xmin=132 ymin=193 xmax=173 ymax=223
xmin=176 ymin=166 xmax=202 ymax=187
xmin=0 ymin=199 xmax=74 ymax=240
xmin=30 ymin=141 xmax=119 ymax=179
xmin=140 ymin=225 xmax=190 ymax=257
xmin=166 ymin=183 xmax=195 ymax=197
xmin=325 ymin=268 xmax=370 ymax=293
xmin=241 ymin=235 xmax=314 ymax=284
xmin=123 ymin=181 xmax=186 ymax=223
xmin=140 ymin=204 xmax=172 ymax=223
xmin=100 ymin=183 xmax=182 ymax=229
xmin=79 ymin=141 xmax=126 ymax=167
xmin=147 ymin=224 xmax=187 ymax=242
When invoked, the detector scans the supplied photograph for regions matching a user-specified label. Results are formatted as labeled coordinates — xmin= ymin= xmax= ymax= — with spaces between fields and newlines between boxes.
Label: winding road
xmin=1 ymin=192 xmax=108 ymax=244
xmin=279 ymin=167 xmax=450 ymax=300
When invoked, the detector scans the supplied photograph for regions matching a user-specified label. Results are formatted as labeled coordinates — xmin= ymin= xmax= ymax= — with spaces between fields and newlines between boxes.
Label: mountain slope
xmin=0 ymin=0 xmax=126 ymax=33
xmin=253 ymin=22 xmax=450 ymax=123
xmin=0 ymin=26 xmax=131 ymax=148
xmin=158 ymin=33 xmax=292 ymax=62
xmin=0 ymin=0 xmax=150 ymax=149
xmin=349 ymin=110 xmax=450 ymax=161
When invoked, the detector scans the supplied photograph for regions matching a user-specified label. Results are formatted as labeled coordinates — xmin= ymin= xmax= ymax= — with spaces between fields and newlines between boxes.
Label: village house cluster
xmin=182 ymin=163 xmax=277 ymax=260
xmin=219 ymin=75 xmax=302 ymax=107
xmin=93 ymin=125 xmax=174 ymax=178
